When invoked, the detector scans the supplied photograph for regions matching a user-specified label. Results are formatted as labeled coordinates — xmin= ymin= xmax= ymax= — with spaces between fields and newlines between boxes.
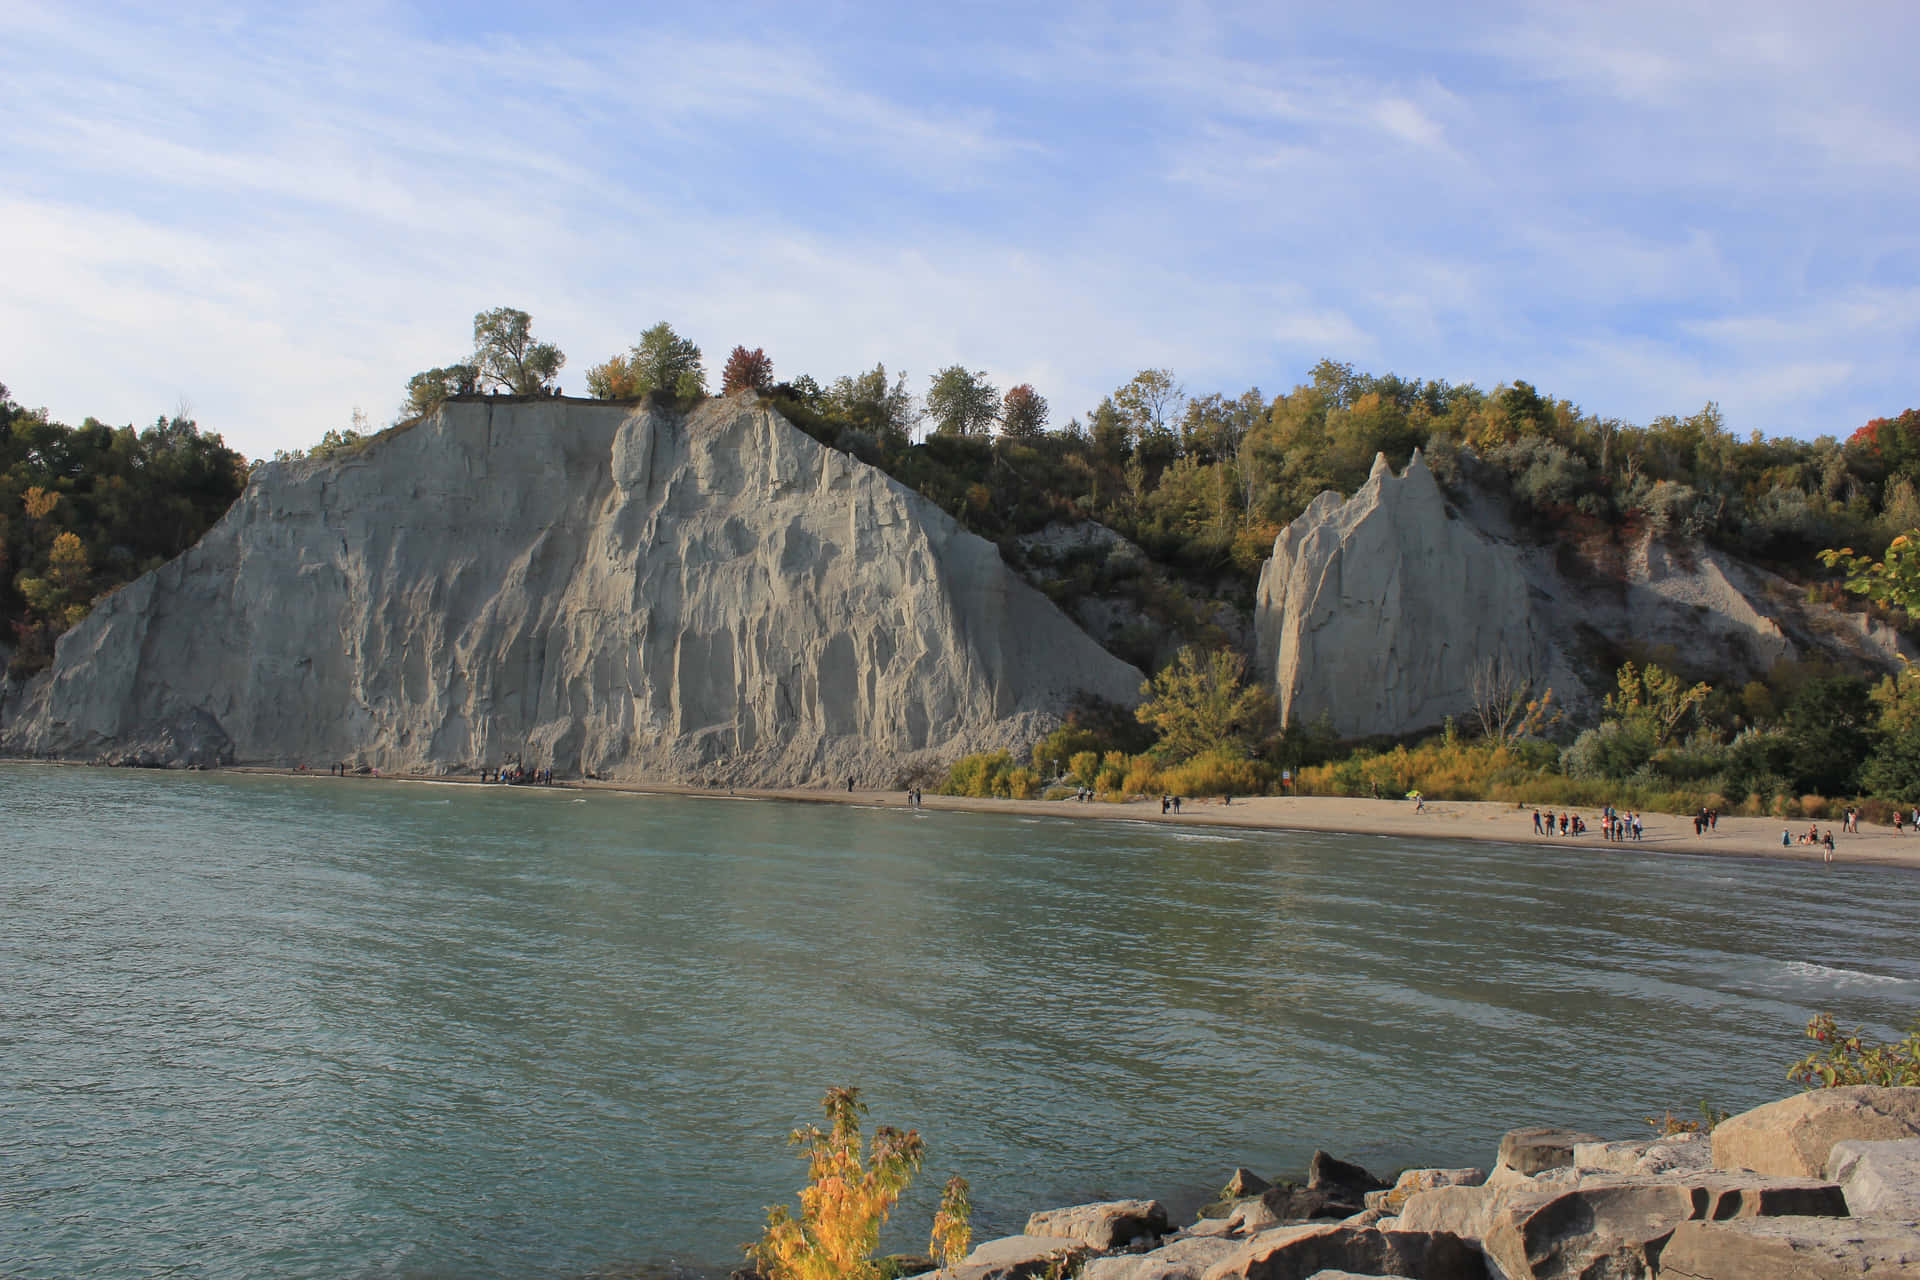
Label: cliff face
xmin=1 ymin=396 xmax=1142 ymax=782
xmin=1257 ymin=451 xmax=1914 ymax=739
xmin=1256 ymin=450 xmax=1561 ymax=738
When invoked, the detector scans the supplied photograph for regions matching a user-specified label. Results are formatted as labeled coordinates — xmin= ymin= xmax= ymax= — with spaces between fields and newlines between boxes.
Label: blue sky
xmin=3 ymin=1 xmax=1915 ymax=459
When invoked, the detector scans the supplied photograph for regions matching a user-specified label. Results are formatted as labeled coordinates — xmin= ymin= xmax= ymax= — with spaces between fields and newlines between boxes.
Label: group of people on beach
xmin=1530 ymin=806 xmax=1643 ymax=840
xmin=1160 ymin=794 xmax=1183 ymax=814
xmin=485 ymin=764 xmax=552 ymax=785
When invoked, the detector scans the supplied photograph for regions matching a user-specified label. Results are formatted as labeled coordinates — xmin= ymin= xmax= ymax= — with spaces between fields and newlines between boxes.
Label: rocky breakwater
xmin=0 ymin=395 xmax=1142 ymax=784
xmin=924 ymin=1087 xmax=1920 ymax=1280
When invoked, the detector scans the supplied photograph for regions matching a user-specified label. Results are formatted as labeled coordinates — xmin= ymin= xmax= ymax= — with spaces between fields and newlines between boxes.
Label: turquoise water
xmin=4 ymin=764 xmax=1918 ymax=1279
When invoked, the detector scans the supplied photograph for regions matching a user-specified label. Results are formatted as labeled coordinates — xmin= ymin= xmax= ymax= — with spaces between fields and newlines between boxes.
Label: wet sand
xmin=232 ymin=765 xmax=1920 ymax=873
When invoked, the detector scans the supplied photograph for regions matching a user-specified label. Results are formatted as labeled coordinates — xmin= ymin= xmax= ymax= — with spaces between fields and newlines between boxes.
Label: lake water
xmin=4 ymin=764 xmax=1919 ymax=1279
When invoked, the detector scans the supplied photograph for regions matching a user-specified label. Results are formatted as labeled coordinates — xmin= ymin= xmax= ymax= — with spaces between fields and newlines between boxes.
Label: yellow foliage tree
xmin=1135 ymin=646 xmax=1274 ymax=762
xmin=48 ymin=531 xmax=90 ymax=593
xmin=22 ymin=485 xmax=59 ymax=521
xmin=750 ymin=1087 xmax=931 ymax=1280
xmin=929 ymin=1175 xmax=973 ymax=1268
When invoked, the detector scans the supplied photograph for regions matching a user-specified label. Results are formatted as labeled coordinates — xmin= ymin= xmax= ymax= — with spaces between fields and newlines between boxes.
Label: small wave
xmin=1168 ymin=831 xmax=1240 ymax=843
xmin=1785 ymin=960 xmax=1910 ymax=986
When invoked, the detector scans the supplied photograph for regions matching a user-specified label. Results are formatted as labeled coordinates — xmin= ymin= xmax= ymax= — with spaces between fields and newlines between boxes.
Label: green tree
xmin=1113 ymin=368 xmax=1184 ymax=452
xmin=1603 ymin=660 xmax=1711 ymax=748
xmin=1820 ymin=533 xmax=1920 ymax=614
xmin=1860 ymin=666 xmax=1920 ymax=801
xmin=828 ymin=364 xmax=918 ymax=444
xmin=926 ymin=366 xmax=999 ymax=438
xmin=401 ymin=365 xmax=479 ymax=419
xmin=471 ymin=307 xmax=564 ymax=394
xmin=629 ymin=322 xmax=706 ymax=399
xmin=1777 ymin=672 xmax=1876 ymax=796
xmin=1135 ymin=646 xmax=1274 ymax=761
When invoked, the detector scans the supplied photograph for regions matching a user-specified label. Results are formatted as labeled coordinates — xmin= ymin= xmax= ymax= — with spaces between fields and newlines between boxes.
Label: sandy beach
xmin=216 ymin=764 xmax=1920 ymax=874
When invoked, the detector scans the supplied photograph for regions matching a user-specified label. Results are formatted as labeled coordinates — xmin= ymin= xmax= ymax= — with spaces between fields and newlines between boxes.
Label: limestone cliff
xmin=1256 ymin=450 xmax=1563 ymax=738
xmin=1 ymin=395 xmax=1142 ymax=781
xmin=1257 ymin=451 xmax=1914 ymax=738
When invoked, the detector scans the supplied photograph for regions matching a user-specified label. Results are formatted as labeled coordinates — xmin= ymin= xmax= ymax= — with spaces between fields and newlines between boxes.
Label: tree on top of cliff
xmin=827 ymin=364 xmax=919 ymax=445
xmin=926 ymin=366 xmax=999 ymax=438
xmin=1847 ymin=408 xmax=1920 ymax=483
xmin=472 ymin=307 xmax=564 ymax=395
xmin=999 ymin=384 xmax=1049 ymax=439
xmin=722 ymin=346 xmax=774 ymax=396
xmin=401 ymin=364 xmax=479 ymax=420
xmin=587 ymin=322 xmax=706 ymax=402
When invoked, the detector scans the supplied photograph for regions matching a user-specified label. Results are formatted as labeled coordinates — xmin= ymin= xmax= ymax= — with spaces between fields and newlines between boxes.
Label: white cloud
xmin=0 ymin=0 xmax=1914 ymax=461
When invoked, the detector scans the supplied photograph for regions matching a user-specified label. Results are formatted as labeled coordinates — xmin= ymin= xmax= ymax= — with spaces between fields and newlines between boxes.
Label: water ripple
xmin=4 ymin=764 xmax=1918 ymax=1279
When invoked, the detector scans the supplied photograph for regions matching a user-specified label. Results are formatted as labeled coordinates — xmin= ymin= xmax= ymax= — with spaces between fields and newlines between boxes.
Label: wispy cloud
xmin=0 ymin=1 xmax=1914 ymax=457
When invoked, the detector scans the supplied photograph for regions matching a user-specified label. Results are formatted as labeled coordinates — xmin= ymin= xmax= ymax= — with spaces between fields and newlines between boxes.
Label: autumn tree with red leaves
xmin=1000 ymin=384 xmax=1050 ymax=439
xmin=723 ymin=346 xmax=775 ymax=396
xmin=1848 ymin=408 xmax=1920 ymax=484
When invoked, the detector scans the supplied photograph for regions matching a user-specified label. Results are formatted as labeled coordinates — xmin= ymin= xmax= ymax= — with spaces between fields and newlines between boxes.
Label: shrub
xmin=1121 ymin=755 xmax=1163 ymax=797
xmin=1563 ymin=722 xmax=1656 ymax=780
xmin=929 ymin=1175 xmax=973 ymax=1269
xmin=750 ymin=1087 xmax=926 ymax=1280
xmin=1159 ymin=749 xmax=1271 ymax=797
xmin=1788 ymin=1012 xmax=1920 ymax=1089
xmin=1799 ymin=795 xmax=1830 ymax=820
xmin=939 ymin=751 xmax=1018 ymax=798
xmin=1034 ymin=727 xmax=1110 ymax=780
xmin=1094 ymin=751 xmax=1130 ymax=796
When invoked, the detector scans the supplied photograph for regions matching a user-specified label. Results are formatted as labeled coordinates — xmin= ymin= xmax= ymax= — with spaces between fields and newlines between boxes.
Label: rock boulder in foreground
xmin=1 ymin=395 xmax=1142 ymax=782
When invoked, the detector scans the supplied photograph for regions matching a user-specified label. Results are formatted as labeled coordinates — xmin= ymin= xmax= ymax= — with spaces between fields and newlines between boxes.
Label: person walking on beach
xmin=1823 ymin=830 xmax=1836 ymax=864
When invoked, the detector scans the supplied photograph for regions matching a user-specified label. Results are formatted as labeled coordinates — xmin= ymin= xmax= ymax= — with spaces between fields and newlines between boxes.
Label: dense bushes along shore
xmin=939 ymin=651 xmax=1920 ymax=818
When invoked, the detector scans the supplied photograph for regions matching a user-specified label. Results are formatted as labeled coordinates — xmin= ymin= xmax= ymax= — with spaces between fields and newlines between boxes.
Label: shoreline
xmin=25 ymin=757 xmax=1911 ymax=874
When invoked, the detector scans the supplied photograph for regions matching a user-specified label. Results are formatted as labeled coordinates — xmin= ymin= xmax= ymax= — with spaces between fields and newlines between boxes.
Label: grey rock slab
xmin=1375 ymin=1169 xmax=1486 ymax=1215
xmin=1656 ymin=1216 xmax=1920 ymax=1279
xmin=1494 ymin=1126 xmax=1605 ymax=1178
xmin=1080 ymin=1236 xmax=1246 ymax=1280
xmin=1476 ymin=1173 xmax=1846 ymax=1280
xmin=1307 ymin=1152 xmax=1389 ymax=1198
xmin=951 ymin=1234 xmax=1089 ymax=1280
xmin=1829 ymin=1136 xmax=1920 ymax=1220
xmin=1396 ymin=1170 xmax=1847 ymax=1279
xmin=1573 ymin=1133 xmax=1711 ymax=1177
xmin=1223 ymin=1168 xmax=1273 ymax=1200
xmin=1711 ymin=1085 xmax=1920 ymax=1178
xmin=1200 ymin=1224 xmax=1487 ymax=1280
xmin=1025 ymin=1199 xmax=1170 ymax=1251
xmin=1393 ymin=1185 xmax=1505 ymax=1241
